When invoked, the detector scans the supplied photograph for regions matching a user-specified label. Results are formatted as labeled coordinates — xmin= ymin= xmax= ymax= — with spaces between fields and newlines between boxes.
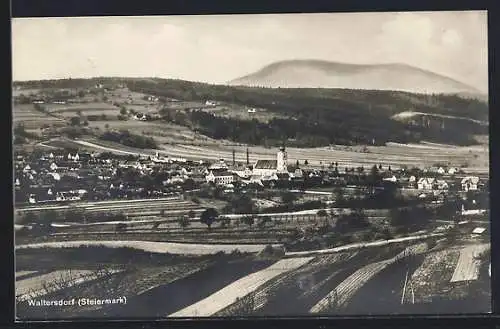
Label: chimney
xmin=246 ymin=147 xmax=249 ymax=165
xmin=232 ymin=149 xmax=236 ymax=166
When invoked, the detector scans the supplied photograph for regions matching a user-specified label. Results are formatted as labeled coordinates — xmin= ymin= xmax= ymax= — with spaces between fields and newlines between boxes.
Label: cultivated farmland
xmin=450 ymin=244 xmax=490 ymax=282
xmin=13 ymin=104 xmax=65 ymax=129
xmin=169 ymin=257 xmax=314 ymax=317
xmin=45 ymin=103 xmax=120 ymax=118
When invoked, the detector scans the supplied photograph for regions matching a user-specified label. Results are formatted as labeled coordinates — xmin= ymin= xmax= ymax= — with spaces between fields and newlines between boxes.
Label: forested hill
xmin=14 ymin=78 xmax=488 ymax=147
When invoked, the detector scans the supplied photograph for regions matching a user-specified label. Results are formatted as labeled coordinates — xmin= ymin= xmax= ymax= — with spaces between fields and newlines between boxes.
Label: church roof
xmin=254 ymin=160 xmax=277 ymax=169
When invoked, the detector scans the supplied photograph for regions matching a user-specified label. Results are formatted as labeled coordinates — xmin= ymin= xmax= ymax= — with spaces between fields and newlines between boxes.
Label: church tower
xmin=277 ymin=146 xmax=288 ymax=172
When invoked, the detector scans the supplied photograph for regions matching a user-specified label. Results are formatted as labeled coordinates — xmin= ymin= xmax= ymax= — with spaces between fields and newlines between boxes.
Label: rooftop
xmin=254 ymin=160 xmax=277 ymax=169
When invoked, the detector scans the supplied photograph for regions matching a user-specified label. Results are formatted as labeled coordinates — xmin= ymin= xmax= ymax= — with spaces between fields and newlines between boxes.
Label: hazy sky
xmin=12 ymin=11 xmax=488 ymax=92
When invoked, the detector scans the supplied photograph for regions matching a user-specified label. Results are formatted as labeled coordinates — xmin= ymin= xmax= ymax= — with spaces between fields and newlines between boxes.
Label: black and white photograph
xmin=12 ymin=11 xmax=490 ymax=320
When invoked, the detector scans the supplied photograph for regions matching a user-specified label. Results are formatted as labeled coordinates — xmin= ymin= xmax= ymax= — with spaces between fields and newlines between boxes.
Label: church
xmin=252 ymin=146 xmax=289 ymax=178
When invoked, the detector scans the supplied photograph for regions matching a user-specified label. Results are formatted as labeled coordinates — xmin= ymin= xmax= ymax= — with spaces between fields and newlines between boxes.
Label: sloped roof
xmin=254 ymin=160 xmax=277 ymax=169
xmin=417 ymin=177 xmax=435 ymax=183
xmin=211 ymin=171 xmax=234 ymax=177
xmin=461 ymin=176 xmax=480 ymax=184
xmin=276 ymin=173 xmax=290 ymax=179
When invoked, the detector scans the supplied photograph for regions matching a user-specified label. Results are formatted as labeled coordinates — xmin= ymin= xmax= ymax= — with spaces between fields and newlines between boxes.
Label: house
xmin=417 ymin=177 xmax=435 ymax=190
xmin=247 ymin=108 xmax=257 ymax=113
xmin=461 ymin=176 xmax=480 ymax=191
xmin=448 ymin=167 xmax=458 ymax=175
xmin=437 ymin=167 xmax=446 ymax=175
xmin=435 ymin=179 xmax=449 ymax=190
xmin=206 ymin=170 xmax=235 ymax=185
xmin=209 ymin=159 xmax=228 ymax=170
xmin=383 ymin=175 xmax=398 ymax=183
xmin=49 ymin=162 xmax=58 ymax=171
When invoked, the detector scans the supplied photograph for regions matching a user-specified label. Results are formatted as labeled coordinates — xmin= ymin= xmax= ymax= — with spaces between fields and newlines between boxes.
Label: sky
xmin=11 ymin=11 xmax=488 ymax=93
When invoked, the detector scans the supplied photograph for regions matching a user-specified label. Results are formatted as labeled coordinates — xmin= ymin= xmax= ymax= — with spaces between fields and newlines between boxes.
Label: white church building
xmin=252 ymin=146 xmax=289 ymax=178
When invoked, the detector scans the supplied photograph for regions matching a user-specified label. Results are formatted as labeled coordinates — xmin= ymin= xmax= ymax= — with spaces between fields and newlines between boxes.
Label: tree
xmin=257 ymin=216 xmax=271 ymax=229
xmin=317 ymin=209 xmax=328 ymax=225
xmin=219 ymin=216 xmax=231 ymax=228
xmin=178 ymin=215 xmax=190 ymax=229
xmin=304 ymin=160 xmax=309 ymax=165
xmin=242 ymin=216 xmax=255 ymax=228
xmin=281 ymin=191 xmax=298 ymax=205
xmin=70 ymin=116 xmax=81 ymax=126
xmin=334 ymin=187 xmax=345 ymax=206
xmin=200 ymin=208 xmax=218 ymax=230
xmin=120 ymin=107 xmax=128 ymax=115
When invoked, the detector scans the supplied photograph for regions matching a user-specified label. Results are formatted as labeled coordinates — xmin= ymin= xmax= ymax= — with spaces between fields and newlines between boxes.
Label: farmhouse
xmin=435 ymin=179 xmax=449 ymax=190
xmin=461 ymin=176 xmax=480 ymax=192
xmin=417 ymin=177 xmax=435 ymax=190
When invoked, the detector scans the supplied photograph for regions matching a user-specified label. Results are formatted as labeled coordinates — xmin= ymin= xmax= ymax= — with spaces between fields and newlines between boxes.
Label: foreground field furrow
xmin=16 ymin=240 xmax=282 ymax=255
xmin=16 ymin=269 xmax=121 ymax=301
xmin=450 ymin=244 xmax=490 ymax=282
xmin=135 ymin=263 xmax=213 ymax=296
xmin=310 ymin=243 xmax=428 ymax=313
xmin=218 ymin=254 xmax=341 ymax=314
xmin=407 ymin=249 xmax=460 ymax=304
xmin=169 ymin=257 xmax=314 ymax=317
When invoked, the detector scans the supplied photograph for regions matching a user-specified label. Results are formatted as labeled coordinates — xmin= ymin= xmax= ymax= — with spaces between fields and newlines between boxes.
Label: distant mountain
xmin=228 ymin=60 xmax=481 ymax=95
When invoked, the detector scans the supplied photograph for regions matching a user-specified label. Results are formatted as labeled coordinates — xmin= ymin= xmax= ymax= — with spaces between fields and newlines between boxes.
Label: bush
xmin=99 ymin=129 xmax=158 ymax=149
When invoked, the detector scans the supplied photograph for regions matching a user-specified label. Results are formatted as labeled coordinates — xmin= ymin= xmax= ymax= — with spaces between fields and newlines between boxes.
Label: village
xmin=14 ymin=145 xmax=487 ymax=207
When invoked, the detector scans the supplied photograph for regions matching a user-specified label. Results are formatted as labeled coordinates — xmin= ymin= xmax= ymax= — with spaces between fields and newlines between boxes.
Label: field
xmin=16 ymin=269 xmax=122 ymax=302
xmin=16 ymin=241 xmax=281 ymax=256
xmin=450 ymin=244 xmax=490 ymax=282
xmin=85 ymin=120 xmax=218 ymax=145
xmin=63 ymin=136 xmax=489 ymax=174
xmin=201 ymin=104 xmax=289 ymax=123
xmin=13 ymin=104 xmax=65 ymax=129
xmin=169 ymin=257 xmax=314 ymax=317
xmin=15 ymin=236 xmax=491 ymax=319
xmin=44 ymin=103 xmax=120 ymax=118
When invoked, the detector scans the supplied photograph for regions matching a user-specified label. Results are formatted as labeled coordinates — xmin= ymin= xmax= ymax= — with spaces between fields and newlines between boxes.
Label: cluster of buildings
xmin=14 ymin=145 xmax=487 ymax=205
xmin=204 ymin=146 xmax=486 ymax=193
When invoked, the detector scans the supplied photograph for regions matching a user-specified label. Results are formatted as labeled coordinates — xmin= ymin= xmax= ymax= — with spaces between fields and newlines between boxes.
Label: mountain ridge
xmin=228 ymin=59 xmax=482 ymax=95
